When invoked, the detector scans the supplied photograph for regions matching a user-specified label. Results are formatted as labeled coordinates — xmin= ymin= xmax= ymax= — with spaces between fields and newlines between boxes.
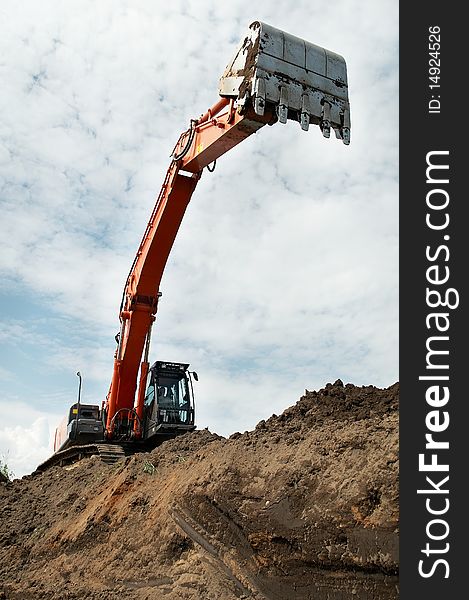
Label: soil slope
xmin=0 ymin=380 xmax=399 ymax=599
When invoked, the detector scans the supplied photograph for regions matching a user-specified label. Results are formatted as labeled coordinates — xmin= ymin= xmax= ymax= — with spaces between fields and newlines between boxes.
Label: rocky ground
xmin=0 ymin=380 xmax=399 ymax=599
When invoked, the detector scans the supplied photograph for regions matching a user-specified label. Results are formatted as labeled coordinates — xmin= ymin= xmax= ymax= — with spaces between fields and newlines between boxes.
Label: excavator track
xmin=34 ymin=442 xmax=135 ymax=473
xmin=95 ymin=444 xmax=127 ymax=464
xmin=37 ymin=429 xmax=191 ymax=475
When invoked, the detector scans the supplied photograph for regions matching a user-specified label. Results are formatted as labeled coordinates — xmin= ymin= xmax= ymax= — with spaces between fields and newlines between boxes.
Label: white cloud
xmin=0 ymin=402 xmax=62 ymax=478
xmin=0 ymin=366 xmax=14 ymax=382
xmin=0 ymin=0 xmax=398 ymax=475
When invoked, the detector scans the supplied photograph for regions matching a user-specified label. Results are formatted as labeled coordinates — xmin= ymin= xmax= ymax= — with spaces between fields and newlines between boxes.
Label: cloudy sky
xmin=0 ymin=0 xmax=398 ymax=477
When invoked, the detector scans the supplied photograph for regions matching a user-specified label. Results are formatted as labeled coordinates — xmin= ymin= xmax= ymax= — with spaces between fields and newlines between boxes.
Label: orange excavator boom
xmin=44 ymin=21 xmax=350 ymax=452
xmin=103 ymin=21 xmax=351 ymax=440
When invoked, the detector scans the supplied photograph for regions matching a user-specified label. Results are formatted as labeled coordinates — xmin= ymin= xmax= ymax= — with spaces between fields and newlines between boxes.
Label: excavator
xmin=38 ymin=21 xmax=351 ymax=470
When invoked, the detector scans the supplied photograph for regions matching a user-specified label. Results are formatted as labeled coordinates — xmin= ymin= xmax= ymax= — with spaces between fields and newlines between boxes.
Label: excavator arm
xmin=103 ymin=20 xmax=351 ymax=440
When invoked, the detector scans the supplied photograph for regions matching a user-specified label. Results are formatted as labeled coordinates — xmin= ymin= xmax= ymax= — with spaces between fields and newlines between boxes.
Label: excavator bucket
xmin=219 ymin=21 xmax=351 ymax=144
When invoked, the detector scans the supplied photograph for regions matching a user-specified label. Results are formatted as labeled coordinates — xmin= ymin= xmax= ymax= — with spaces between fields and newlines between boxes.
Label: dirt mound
xmin=0 ymin=381 xmax=399 ymax=599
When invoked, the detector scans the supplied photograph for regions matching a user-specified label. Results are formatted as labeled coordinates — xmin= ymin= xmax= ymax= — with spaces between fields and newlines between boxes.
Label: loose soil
xmin=0 ymin=380 xmax=399 ymax=599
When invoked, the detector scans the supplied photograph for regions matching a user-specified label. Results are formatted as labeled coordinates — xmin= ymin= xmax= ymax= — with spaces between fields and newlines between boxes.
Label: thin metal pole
xmin=76 ymin=371 xmax=82 ymax=406
xmin=75 ymin=371 xmax=82 ymax=440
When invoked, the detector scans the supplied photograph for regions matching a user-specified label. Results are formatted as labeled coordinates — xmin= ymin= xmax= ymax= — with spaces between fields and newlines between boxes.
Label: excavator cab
xmin=143 ymin=361 xmax=196 ymax=441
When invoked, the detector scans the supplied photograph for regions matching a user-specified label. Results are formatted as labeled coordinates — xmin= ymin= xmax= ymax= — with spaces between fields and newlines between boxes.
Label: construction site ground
xmin=0 ymin=380 xmax=399 ymax=599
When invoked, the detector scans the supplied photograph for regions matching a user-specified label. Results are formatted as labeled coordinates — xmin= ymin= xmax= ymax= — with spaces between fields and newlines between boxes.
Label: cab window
xmin=144 ymin=371 xmax=155 ymax=406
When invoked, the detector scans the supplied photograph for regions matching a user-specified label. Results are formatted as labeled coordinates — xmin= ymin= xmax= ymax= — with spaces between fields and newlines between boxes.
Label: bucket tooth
xmin=321 ymin=102 xmax=331 ymax=138
xmin=341 ymin=127 xmax=351 ymax=145
xmin=253 ymin=76 xmax=266 ymax=115
xmin=300 ymin=112 xmax=310 ymax=131
xmin=321 ymin=121 xmax=331 ymax=138
xmin=218 ymin=20 xmax=351 ymax=142
xmin=278 ymin=87 xmax=289 ymax=124
xmin=300 ymin=94 xmax=311 ymax=131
